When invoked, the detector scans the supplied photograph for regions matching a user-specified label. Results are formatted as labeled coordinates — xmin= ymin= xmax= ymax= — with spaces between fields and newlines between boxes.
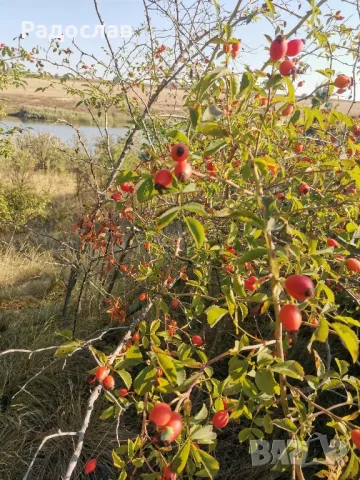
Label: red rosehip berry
xmin=212 ymin=410 xmax=229 ymax=429
xmin=285 ymin=275 xmax=315 ymax=301
xmin=192 ymin=335 xmax=203 ymax=346
xmin=286 ymin=39 xmax=305 ymax=57
xmin=103 ymin=375 xmax=115 ymax=390
xmin=84 ymin=458 xmax=97 ymax=475
xmin=171 ymin=144 xmax=189 ymax=162
xmin=279 ymin=305 xmax=302 ymax=331
xmin=270 ymin=35 xmax=288 ymax=61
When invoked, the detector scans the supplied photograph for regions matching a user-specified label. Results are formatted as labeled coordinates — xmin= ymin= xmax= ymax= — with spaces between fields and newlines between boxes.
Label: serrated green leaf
xmin=205 ymin=305 xmax=228 ymax=327
xmin=184 ymin=216 xmax=205 ymax=248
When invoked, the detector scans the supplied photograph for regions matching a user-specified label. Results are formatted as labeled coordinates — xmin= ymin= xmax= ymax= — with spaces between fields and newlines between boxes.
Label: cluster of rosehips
xmin=269 ymin=36 xmax=304 ymax=78
xmin=223 ymin=41 xmax=241 ymax=57
xmin=155 ymin=44 xmax=166 ymax=58
xmin=279 ymin=262 xmax=360 ymax=332
xmin=154 ymin=143 xmax=192 ymax=190
xmin=111 ymin=182 xmax=135 ymax=202
xmin=149 ymin=403 xmax=183 ymax=446
xmin=92 ymin=365 xmax=115 ymax=390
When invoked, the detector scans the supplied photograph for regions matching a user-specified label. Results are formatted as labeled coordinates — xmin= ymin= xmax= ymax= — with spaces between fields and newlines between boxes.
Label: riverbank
xmin=8 ymin=105 xmax=132 ymax=127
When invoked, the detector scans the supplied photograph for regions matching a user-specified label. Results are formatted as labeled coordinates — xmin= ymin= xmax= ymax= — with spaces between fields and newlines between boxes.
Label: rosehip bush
xmin=53 ymin=4 xmax=360 ymax=480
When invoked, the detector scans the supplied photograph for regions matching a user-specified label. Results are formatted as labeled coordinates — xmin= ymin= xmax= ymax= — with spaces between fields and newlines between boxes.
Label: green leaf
xmin=196 ymin=67 xmax=232 ymax=100
xmin=196 ymin=449 xmax=220 ymax=478
xmin=115 ymin=170 xmax=139 ymax=185
xmin=189 ymin=104 xmax=202 ymax=128
xmin=240 ymin=71 xmax=253 ymax=95
xmin=54 ymin=341 xmax=80 ymax=358
xmin=283 ymin=76 xmax=295 ymax=102
xmin=183 ymin=202 xmax=208 ymax=216
xmin=99 ymin=405 xmax=115 ymax=420
xmin=168 ymin=130 xmax=189 ymax=144
xmin=123 ymin=345 xmax=143 ymax=368
xmin=137 ymin=177 xmax=155 ymax=202
xmin=133 ymin=366 xmax=156 ymax=394
xmin=205 ymin=305 xmax=228 ymax=327
xmin=184 ymin=216 xmax=205 ymax=248
xmin=272 ymin=361 xmax=304 ymax=380
xmin=264 ymin=0 xmax=275 ymax=13
xmin=230 ymin=74 xmax=241 ymax=99
xmin=340 ymin=450 xmax=359 ymax=480
xmin=202 ymin=105 xmax=224 ymax=122
xmin=255 ymin=369 xmax=279 ymax=395
xmin=238 ymin=428 xmax=251 ymax=443
xmin=230 ymin=209 xmax=265 ymax=229
xmin=332 ymin=323 xmax=359 ymax=363
xmin=117 ymin=471 xmax=127 ymax=480
xmin=193 ymin=404 xmax=208 ymax=423
xmin=190 ymin=425 xmax=216 ymax=442
xmin=290 ymin=109 xmax=301 ymax=124
xmin=197 ymin=123 xmax=229 ymax=138
xmin=238 ymin=247 xmax=268 ymax=264
xmin=171 ymin=439 xmax=191 ymax=473
xmin=156 ymin=207 xmax=179 ymax=230
xmin=116 ymin=369 xmax=132 ymax=389
xmin=313 ymin=317 xmax=329 ymax=343
xmin=273 ymin=419 xmax=297 ymax=433
xmin=112 ymin=450 xmax=125 ymax=469
xmin=304 ymin=107 xmax=315 ymax=131
xmin=204 ymin=139 xmax=227 ymax=156
xmin=152 ymin=345 xmax=178 ymax=384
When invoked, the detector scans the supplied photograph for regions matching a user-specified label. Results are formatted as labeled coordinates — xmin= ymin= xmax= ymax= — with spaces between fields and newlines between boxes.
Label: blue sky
xmin=0 ymin=0 xmax=358 ymax=97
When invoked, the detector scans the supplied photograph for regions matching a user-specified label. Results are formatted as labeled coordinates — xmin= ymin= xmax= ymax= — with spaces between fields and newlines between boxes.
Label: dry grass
xmin=3 ymin=77 xmax=185 ymax=117
xmin=0 ymin=242 xmax=54 ymax=292
xmin=31 ymin=172 xmax=77 ymax=199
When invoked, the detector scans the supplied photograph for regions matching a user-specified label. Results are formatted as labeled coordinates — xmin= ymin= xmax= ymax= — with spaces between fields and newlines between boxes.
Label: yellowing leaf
xmin=332 ymin=323 xmax=359 ymax=363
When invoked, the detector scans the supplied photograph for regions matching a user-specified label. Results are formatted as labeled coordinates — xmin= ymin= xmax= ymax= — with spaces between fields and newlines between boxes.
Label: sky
xmin=0 ymin=0 xmax=358 ymax=98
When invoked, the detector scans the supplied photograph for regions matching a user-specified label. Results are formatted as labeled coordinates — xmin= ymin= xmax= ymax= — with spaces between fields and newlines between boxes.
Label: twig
xmin=62 ymin=301 xmax=153 ymax=480
xmin=23 ymin=431 xmax=77 ymax=480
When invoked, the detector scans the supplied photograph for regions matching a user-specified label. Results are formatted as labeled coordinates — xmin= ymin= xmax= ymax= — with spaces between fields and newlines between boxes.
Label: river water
xmin=1 ymin=116 xmax=130 ymax=147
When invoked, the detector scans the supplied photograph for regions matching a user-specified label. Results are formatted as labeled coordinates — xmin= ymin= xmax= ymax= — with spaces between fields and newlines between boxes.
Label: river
xmin=1 ymin=116 xmax=130 ymax=148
